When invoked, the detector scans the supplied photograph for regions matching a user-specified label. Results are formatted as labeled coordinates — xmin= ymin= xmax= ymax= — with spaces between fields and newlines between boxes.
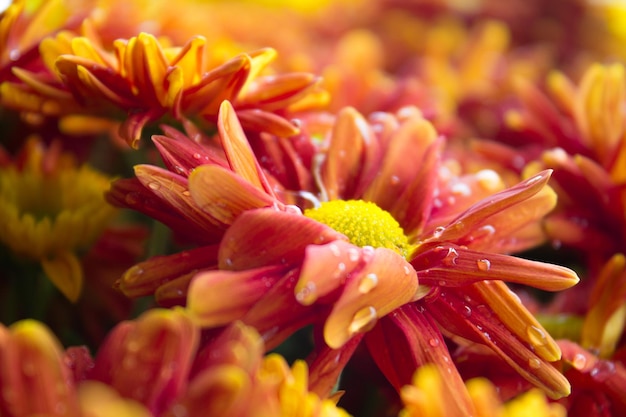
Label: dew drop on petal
xmin=192 ymin=152 xmax=202 ymax=160
xmin=451 ymin=182 xmax=471 ymax=196
xmin=329 ymin=243 xmax=341 ymax=257
xmin=348 ymin=306 xmax=378 ymax=334
xmin=463 ymin=305 xmax=472 ymax=317
xmin=403 ymin=265 xmax=411 ymax=275
xmin=148 ymin=182 xmax=161 ymax=190
xmin=348 ymin=247 xmax=360 ymax=262
xmin=442 ymin=247 xmax=459 ymax=266
xmin=428 ymin=338 xmax=440 ymax=347
xmin=358 ymin=273 xmax=379 ymax=294
xmin=181 ymin=190 xmax=190 ymax=197
xmin=572 ymin=353 xmax=587 ymax=370
xmin=296 ymin=282 xmax=318 ymax=305
xmin=526 ymin=325 xmax=548 ymax=347
xmin=528 ymin=358 xmax=542 ymax=369
xmin=433 ymin=226 xmax=446 ymax=238
xmin=476 ymin=259 xmax=491 ymax=271
xmin=390 ymin=175 xmax=400 ymax=185
xmin=285 ymin=204 xmax=302 ymax=215
xmin=9 ymin=49 xmax=20 ymax=61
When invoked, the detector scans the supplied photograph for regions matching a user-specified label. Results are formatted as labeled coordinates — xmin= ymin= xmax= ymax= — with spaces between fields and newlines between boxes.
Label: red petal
xmin=218 ymin=208 xmax=346 ymax=270
xmin=365 ymin=304 xmax=476 ymax=415
xmin=414 ymin=244 xmax=579 ymax=291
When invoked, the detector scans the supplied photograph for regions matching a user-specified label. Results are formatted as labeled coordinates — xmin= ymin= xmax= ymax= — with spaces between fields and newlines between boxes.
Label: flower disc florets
xmin=304 ymin=199 xmax=414 ymax=258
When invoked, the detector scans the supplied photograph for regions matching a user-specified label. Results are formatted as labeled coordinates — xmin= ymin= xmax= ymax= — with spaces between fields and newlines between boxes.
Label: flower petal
xmin=427 ymin=170 xmax=553 ymax=245
xmin=41 ymin=250 xmax=83 ymax=302
xmin=218 ymin=100 xmax=275 ymax=195
xmin=91 ymin=308 xmax=199 ymax=415
xmin=118 ymin=245 xmax=219 ymax=298
xmin=188 ymin=165 xmax=276 ymax=225
xmin=218 ymin=208 xmax=346 ymax=271
xmin=323 ymin=247 xmax=418 ymax=348
xmin=188 ymin=265 xmax=287 ymax=328
xmin=365 ymin=304 xmax=476 ymax=415
xmin=414 ymin=244 xmax=579 ymax=291
xmin=295 ymin=240 xmax=364 ymax=306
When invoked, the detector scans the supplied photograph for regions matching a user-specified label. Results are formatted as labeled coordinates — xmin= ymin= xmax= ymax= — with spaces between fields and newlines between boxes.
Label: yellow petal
xmin=41 ymin=251 xmax=83 ymax=302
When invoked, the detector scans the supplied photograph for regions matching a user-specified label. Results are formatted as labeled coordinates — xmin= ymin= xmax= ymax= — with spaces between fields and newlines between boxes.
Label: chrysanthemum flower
xmin=401 ymin=363 xmax=566 ymax=417
xmin=0 ymin=309 xmax=350 ymax=417
xmin=0 ymin=137 xmax=116 ymax=301
xmin=109 ymin=100 xmax=578 ymax=414
xmin=3 ymin=24 xmax=326 ymax=147
xmin=506 ymin=63 xmax=626 ymax=261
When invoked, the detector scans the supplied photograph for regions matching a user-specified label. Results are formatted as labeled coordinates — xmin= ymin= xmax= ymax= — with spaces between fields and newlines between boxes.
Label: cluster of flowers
xmin=1 ymin=0 xmax=625 ymax=416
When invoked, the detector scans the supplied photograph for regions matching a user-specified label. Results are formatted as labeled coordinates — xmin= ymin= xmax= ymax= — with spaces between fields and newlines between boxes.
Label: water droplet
xmin=358 ymin=273 xmax=379 ymax=294
xmin=390 ymin=175 xmax=400 ymax=185
xmin=9 ymin=49 xmax=20 ymax=61
xmin=174 ymin=165 xmax=185 ymax=174
xmin=528 ymin=358 xmax=542 ymax=369
xmin=403 ymin=265 xmax=411 ymax=275
xmin=333 ymin=262 xmax=347 ymax=278
xmin=428 ymin=338 xmax=440 ymax=347
xmin=451 ymin=182 xmax=471 ymax=196
xmin=192 ymin=152 xmax=202 ymax=159
xmin=463 ymin=305 xmax=472 ymax=317
xmin=348 ymin=248 xmax=360 ymax=262
xmin=148 ymin=182 xmax=161 ymax=190
xmin=284 ymin=204 xmax=302 ymax=215
xmin=181 ymin=190 xmax=190 ymax=197
xmin=526 ymin=325 xmax=548 ymax=347
xmin=432 ymin=226 xmax=446 ymax=238
xmin=442 ymin=247 xmax=459 ymax=266
xmin=525 ymin=174 xmax=543 ymax=185
xmin=476 ymin=259 xmax=491 ymax=271
xmin=348 ymin=306 xmax=378 ymax=334
xmin=438 ymin=280 xmax=447 ymax=287
xmin=572 ymin=353 xmax=587 ymax=370
xmin=328 ymin=243 xmax=341 ymax=257
xmin=475 ymin=169 xmax=501 ymax=191
xmin=296 ymin=282 xmax=317 ymax=305
xmin=590 ymin=361 xmax=616 ymax=382
xmin=224 ymin=258 xmax=233 ymax=267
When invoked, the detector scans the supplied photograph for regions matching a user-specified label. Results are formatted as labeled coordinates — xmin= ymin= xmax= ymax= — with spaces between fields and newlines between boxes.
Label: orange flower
xmin=109 ymin=101 xmax=578 ymax=414
xmin=3 ymin=26 xmax=326 ymax=147
xmin=0 ymin=310 xmax=349 ymax=417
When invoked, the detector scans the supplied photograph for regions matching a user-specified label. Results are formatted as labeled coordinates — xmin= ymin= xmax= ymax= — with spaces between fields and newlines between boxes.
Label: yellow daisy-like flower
xmin=0 ymin=138 xmax=116 ymax=301
xmin=401 ymin=364 xmax=566 ymax=417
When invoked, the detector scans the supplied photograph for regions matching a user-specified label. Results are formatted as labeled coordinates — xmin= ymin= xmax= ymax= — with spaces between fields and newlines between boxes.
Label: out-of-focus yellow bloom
xmin=400 ymin=364 xmax=566 ymax=417
xmin=0 ymin=138 xmax=116 ymax=301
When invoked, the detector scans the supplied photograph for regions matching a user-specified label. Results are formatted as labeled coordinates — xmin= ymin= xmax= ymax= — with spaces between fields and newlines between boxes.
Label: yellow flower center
xmin=304 ymin=200 xmax=413 ymax=258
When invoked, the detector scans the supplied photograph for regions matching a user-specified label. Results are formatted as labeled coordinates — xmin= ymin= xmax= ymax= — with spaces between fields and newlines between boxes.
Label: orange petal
xmin=217 ymin=100 xmax=271 ymax=193
xmin=295 ymin=240 xmax=364 ymax=305
xmin=428 ymin=170 xmax=553 ymax=244
xmin=188 ymin=265 xmax=286 ymax=327
xmin=323 ymin=248 xmax=418 ymax=348
xmin=237 ymin=72 xmax=321 ymax=111
xmin=321 ymin=107 xmax=369 ymax=200
xmin=188 ymin=164 xmax=275 ymax=225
